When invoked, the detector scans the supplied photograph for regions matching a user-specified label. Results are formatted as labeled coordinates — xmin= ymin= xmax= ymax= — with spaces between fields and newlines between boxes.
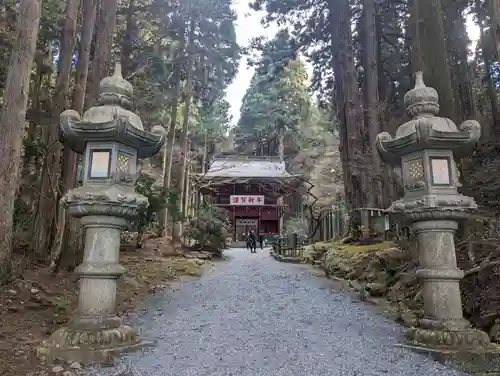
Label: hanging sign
xmin=230 ymin=195 xmax=265 ymax=206
xmin=236 ymin=219 xmax=258 ymax=226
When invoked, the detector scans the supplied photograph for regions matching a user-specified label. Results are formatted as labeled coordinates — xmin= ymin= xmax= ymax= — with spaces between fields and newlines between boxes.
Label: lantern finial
xmin=404 ymin=71 xmax=439 ymax=118
xmin=98 ymin=59 xmax=133 ymax=107
xmin=112 ymin=60 xmax=123 ymax=78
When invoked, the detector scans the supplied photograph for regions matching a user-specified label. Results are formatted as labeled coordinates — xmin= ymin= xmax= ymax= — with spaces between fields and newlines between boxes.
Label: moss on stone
xmin=51 ymin=294 xmax=74 ymax=314
xmin=333 ymin=241 xmax=396 ymax=257
xmin=318 ymin=240 xmax=421 ymax=306
xmin=302 ymin=242 xmax=332 ymax=264
xmin=167 ymin=258 xmax=204 ymax=277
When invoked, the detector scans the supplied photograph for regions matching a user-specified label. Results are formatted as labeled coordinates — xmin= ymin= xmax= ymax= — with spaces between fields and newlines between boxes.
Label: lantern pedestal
xmin=71 ymin=215 xmax=126 ymax=332
xmin=412 ymin=219 xmax=469 ymax=332
xmin=393 ymin=344 xmax=500 ymax=374
xmin=41 ymin=325 xmax=143 ymax=364
xmin=407 ymin=219 xmax=490 ymax=349
xmin=41 ymin=189 xmax=150 ymax=364
xmin=394 ymin=211 xmax=491 ymax=351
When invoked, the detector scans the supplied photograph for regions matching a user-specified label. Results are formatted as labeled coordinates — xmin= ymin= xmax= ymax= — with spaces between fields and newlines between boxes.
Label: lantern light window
xmin=117 ymin=150 xmax=133 ymax=175
xmin=89 ymin=149 xmax=112 ymax=179
xmin=430 ymin=157 xmax=451 ymax=185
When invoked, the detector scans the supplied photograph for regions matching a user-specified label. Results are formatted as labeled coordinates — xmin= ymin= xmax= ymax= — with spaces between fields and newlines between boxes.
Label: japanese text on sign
xmin=229 ymin=195 xmax=265 ymax=206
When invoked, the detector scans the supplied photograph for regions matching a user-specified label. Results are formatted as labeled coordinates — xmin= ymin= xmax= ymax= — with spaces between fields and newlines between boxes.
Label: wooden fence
xmin=308 ymin=206 xmax=347 ymax=243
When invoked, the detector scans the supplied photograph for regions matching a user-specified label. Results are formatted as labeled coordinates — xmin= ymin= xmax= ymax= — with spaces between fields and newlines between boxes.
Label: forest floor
xmin=0 ymin=234 xmax=213 ymax=376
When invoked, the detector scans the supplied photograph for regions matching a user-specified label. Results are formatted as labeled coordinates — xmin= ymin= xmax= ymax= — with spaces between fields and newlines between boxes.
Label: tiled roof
xmin=202 ymin=155 xmax=294 ymax=179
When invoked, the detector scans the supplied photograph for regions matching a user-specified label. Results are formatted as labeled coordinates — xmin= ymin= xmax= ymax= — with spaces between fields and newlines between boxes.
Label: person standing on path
xmin=244 ymin=232 xmax=249 ymax=250
xmin=248 ymin=230 xmax=257 ymax=253
xmin=258 ymin=233 xmax=264 ymax=250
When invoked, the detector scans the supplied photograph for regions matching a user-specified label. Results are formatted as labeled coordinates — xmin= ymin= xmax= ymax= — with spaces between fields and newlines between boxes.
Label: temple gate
xmin=196 ymin=154 xmax=298 ymax=242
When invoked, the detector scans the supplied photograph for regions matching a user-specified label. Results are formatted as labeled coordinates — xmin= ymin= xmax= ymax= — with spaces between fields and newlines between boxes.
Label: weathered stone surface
xmin=40 ymin=325 xmax=143 ymax=364
xmin=406 ymin=327 xmax=491 ymax=350
xmin=366 ymin=282 xmax=388 ymax=297
xmin=51 ymin=366 xmax=63 ymax=374
xmin=348 ymin=279 xmax=363 ymax=292
xmin=489 ymin=320 xmax=500 ymax=342
xmin=395 ymin=343 xmax=500 ymax=374
xmin=400 ymin=311 xmax=418 ymax=328
xmin=69 ymin=362 xmax=82 ymax=370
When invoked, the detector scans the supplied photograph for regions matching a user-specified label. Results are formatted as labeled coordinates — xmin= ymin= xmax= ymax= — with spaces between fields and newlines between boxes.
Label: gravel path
xmin=86 ymin=247 xmax=468 ymax=376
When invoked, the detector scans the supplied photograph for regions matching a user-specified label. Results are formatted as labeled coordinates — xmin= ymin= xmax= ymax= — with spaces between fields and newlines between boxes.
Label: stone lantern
xmin=375 ymin=72 xmax=490 ymax=351
xmin=42 ymin=62 xmax=166 ymax=363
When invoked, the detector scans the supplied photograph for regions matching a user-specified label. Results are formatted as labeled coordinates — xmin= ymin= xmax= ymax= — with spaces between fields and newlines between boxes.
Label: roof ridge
xmin=213 ymin=155 xmax=284 ymax=161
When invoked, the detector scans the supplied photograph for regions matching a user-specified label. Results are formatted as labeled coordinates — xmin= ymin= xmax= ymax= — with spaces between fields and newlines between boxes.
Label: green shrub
xmin=185 ymin=204 xmax=231 ymax=253
xmin=131 ymin=173 xmax=179 ymax=246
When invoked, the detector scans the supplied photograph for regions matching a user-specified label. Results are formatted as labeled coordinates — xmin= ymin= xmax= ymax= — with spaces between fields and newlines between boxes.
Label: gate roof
xmin=202 ymin=154 xmax=294 ymax=179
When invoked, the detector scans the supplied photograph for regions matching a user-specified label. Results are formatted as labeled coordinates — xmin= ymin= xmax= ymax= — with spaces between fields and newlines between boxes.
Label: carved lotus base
xmin=405 ymin=327 xmax=492 ymax=350
xmin=61 ymin=185 xmax=148 ymax=219
xmin=38 ymin=325 xmax=145 ymax=364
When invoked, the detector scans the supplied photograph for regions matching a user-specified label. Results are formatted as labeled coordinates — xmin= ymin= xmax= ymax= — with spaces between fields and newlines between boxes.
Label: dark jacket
xmin=248 ymin=232 xmax=256 ymax=244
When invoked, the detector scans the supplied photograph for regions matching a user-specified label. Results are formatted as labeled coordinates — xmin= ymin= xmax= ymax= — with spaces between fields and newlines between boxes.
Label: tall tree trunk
xmin=412 ymin=0 xmax=455 ymax=120
xmin=329 ymin=0 xmax=368 ymax=236
xmin=88 ymin=0 xmax=118 ymax=105
xmin=199 ymin=129 xmax=208 ymax=206
xmin=121 ymin=0 xmax=137 ymax=77
xmin=374 ymin=10 xmax=395 ymax=207
xmin=442 ymin=0 xmax=476 ymax=122
xmin=361 ymin=0 xmax=383 ymax=210
xmin=159 ymin=15 xmax=188 ymax=237
xmin=328 ymin=0 xmax=352 ymax=206
xmin=72 ymin=0 xmax=97 ymax=113
xmin=158 ymin=59 xmax=183 ymax=236
xmin=0 ymin=0 xmax=42 ymax=283
xmin=476 ymin=0 xmax=499 ymax=138
xmin=175 ymin=23 xmax=194 ymax=239
xmin=490 ymin=0 xmax=500 ymax=60
xmin=475 ymin=0 xmax=500 ymax=139
xmin=52 ymin=0 xmax=98 ymax=272
xmin=32 ymin=0 xmax=79 ymax=262
xmin=24 ymin=47 xmax=51 ymax=212
xmin=183 ymin=142 xmax=191 ymax=217
xmin=278 ymin=126 xmax=284 ymax=160
xmin=49 ymin=0 xmax=82 ymax=270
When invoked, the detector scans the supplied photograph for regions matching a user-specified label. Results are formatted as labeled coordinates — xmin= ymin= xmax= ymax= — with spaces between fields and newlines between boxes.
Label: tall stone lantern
xmin=375 ymin=72 xmax=490 ymax=351
xmin=42 ymin=62 xmax=166 ymax=363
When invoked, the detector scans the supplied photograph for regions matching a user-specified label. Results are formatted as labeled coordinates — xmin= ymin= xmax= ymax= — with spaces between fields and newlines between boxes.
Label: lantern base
xmin=395 ymin=341 xmax=500 ymax=374
xmin=405 ymin=327 xmax=491 ymax=350
xmin=38 ymin=324 xmax=147 ymax=364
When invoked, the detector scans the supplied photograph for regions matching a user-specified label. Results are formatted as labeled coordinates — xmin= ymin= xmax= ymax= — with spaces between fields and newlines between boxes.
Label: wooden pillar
xmin=232 ymin=183 xmax=236 ymax=241
xmin=328 ymin=212 xmax=332 ymax=241
xmin=258 ymin=206 xmax=262 ymax=235
xmin=232 ymin=207 xmax=236 ymax=241
xmin=326 ymin=212 xmax=330 ymax=240
xmin=279 ymin=205 xmax=284 ymax=234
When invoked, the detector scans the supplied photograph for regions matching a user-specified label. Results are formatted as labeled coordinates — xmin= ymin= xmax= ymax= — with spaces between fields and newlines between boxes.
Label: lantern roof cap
xmin=58 ymin=59 xmax=167 ymax=158
xmin=375 ymin=71 xmax=481 ymax=164
xmin=403 ymin=71 xmax=439 ymax=120
xmin=99 ymin=61 xmax=133 ymax=100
